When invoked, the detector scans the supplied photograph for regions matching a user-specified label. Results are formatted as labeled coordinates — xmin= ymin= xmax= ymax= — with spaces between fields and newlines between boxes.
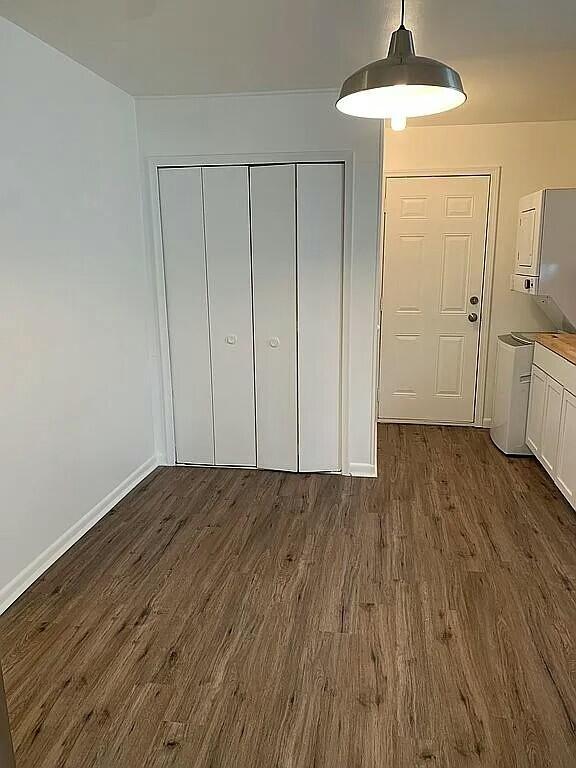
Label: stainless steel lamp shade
xmin=336 ymin=26 xmax=466 ymax=125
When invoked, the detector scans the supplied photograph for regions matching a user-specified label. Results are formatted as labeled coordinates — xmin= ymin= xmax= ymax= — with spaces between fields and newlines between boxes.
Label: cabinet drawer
xmin=533 ymin=343 xmax=576 ymax=395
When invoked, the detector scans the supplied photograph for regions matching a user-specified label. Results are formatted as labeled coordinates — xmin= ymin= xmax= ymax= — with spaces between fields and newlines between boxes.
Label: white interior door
xmin=250 ymin=165 xmax=298 ymax=471
xmin=297 ymin=163 xmax=343 ymax=472
xmin=202 ymin=166 xmax=256 ymax=466
xmin=379 ymin=175 xmax=490 ymax=424
xmin=159 ymin=168 xmax=214 ymax=464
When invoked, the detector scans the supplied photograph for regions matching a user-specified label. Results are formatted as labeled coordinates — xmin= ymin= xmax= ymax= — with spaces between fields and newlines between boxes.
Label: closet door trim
xmin=148 ymin=151 xmax=354 ymax=472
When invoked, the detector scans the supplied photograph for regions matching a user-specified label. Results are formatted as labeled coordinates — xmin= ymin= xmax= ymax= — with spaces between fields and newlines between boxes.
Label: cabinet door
xmin=526 ymin=365 xmax=546 ymax=457
xmin=202 ymin=166 xmax=256 ymax=467
xmin=540 ymin=375 xmax=563 ymax=476
xmin=159 ymin=168 xmax=214 ymax=465
xmin=250 ymin=165 xmax=298 ymax=471
xmin=556 ymin=390 xmax=576 ymax=505
xmin=516 ymin=208 xmax=537 ymax=272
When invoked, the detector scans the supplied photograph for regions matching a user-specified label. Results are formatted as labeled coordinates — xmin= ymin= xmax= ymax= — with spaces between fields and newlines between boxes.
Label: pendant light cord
xmin=400 ymin=0 xmax=405 ymax=28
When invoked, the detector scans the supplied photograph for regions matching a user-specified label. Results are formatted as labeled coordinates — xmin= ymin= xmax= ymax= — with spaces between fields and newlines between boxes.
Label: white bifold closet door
xmin=202 ymin=166 xmax=256 ymax=467
xmin=297 ymin=164 xmax=343 ymax=472
xmin=250 ymin=165 xmax=298 ymax=471
xmin=159 ymin=162 xmax=343 ymax=472
xmin=159 ymin=168 xmax=215 ymax=465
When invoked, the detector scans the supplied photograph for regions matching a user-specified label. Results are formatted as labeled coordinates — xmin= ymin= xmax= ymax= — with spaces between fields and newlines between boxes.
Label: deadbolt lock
xmin=469 ymin=296 xmax=479 ymax=305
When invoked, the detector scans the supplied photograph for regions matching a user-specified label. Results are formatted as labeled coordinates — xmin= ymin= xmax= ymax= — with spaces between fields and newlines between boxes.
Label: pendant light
xmin=336 ymin=0 xmax=466 ymax=130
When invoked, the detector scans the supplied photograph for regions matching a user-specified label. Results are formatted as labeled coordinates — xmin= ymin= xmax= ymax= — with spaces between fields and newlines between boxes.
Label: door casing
xmin=378 ymin=167 xmax=500 ymax=428
xmin=146 ymin=151 xmax=363 ymax=473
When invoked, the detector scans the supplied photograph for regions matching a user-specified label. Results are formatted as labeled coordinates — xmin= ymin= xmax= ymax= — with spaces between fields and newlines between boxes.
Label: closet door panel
xmin=202 ymin=166 xmax=256 ymax=466
xmin=250 ymin=165 xmax=298 ymax=471
xmin=297 ymin=163 xmax=343 ymax=472
xmin=158 ymin=168 xmax=214 ymax=465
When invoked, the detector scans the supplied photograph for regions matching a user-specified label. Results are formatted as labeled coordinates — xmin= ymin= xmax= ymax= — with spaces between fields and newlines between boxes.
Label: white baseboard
xmin=348 ymin=462 xmax=377 ymax=478
xmin=0 ymin=456 xmax=158 ymax=616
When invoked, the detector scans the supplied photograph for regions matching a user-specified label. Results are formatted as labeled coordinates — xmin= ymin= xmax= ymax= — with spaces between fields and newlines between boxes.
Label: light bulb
xmin=390 ymin=114 xmax=407 ymax=131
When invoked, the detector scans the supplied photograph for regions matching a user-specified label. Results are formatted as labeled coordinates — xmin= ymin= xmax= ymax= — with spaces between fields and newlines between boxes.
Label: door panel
xmin=250 ymin=165 xmax=298 ymax=471
xmin=435 ymin=336 xmax=465 ymax=396
xmin=391 ymin=334 xmax=423 ymax=397
xmin=379 ymin=175 xmax=490 ymax=423
xmin=159 ymin=168 xmax=214 ymax=465
xmin=526 ymin=365 xmax=546 ymax=456
xmin=445 ymin=195 xmax=474 ymax=217
xmin=394 ymin=236 xmax=425 ymax=312
xmin=297 ymin=163 xmax=343 ymax=472
xmin=540 ymin=375 xmax=563 ymax=475
xmin=202 ymin=166 xmax=256 ymax=467
xmin=440 ymin=235 xmax=471 ymax=313
xmin=556 ymin=390 xmax=576 ymax=503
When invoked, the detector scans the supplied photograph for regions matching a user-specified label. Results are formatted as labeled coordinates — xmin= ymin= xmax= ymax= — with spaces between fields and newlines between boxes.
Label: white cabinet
xmin=528 ymin=344 xmax=576 ymax=511
xmin=540 ymin=376 xmax=562 ymax=475
xmin=556 ymin=390 xmax=576 ymax=504
xmin=526 ymin=364 xmax=546 ymax=456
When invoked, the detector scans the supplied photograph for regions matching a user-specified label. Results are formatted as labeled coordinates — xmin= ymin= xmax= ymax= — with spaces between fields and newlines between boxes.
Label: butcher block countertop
xmin=535 ymin=332 xmax=576 ymax=366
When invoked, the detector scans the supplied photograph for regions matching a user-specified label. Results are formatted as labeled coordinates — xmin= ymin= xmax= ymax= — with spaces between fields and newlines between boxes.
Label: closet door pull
xmin=268 ymin=337 xmax=280 ymax=348
xmin=225 ymin=334 xmax=237 ymax=345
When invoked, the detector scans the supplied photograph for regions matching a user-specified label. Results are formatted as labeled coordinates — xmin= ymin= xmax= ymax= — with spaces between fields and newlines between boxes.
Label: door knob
xmin=468 ymin=313 xmax=478 ymax=323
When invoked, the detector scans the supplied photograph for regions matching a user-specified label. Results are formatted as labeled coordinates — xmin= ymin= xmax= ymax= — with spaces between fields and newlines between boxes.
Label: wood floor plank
xmin=1 ymin=424 xmax=576 ymax=766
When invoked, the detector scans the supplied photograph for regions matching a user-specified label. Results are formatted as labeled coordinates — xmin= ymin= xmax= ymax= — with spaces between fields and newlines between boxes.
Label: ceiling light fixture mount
xmin=336 ymin=0 xmax=466 ymax=130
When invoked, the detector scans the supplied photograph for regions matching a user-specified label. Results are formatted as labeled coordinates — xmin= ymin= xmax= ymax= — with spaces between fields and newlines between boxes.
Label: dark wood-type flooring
xmin=1 ymin=424 xmax=576 ymax=767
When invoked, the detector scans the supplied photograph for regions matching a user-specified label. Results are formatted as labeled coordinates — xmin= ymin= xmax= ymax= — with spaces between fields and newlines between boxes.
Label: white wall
xmin=0 ymin=18 xmax=155 ymax=610
xmin=384 ymin=120 xmax=576 ymax=421
xmin=136 ymin=91 xmax=382 ymax=475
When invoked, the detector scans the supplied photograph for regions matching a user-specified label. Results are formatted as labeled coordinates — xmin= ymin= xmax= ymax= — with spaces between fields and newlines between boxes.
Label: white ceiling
xmin=1 ymin=0 xmax=576 ymax=124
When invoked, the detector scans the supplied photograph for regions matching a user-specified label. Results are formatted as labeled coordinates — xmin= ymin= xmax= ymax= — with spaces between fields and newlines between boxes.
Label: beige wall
xmin=383 ymin=120 xmax=576 ymax=422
